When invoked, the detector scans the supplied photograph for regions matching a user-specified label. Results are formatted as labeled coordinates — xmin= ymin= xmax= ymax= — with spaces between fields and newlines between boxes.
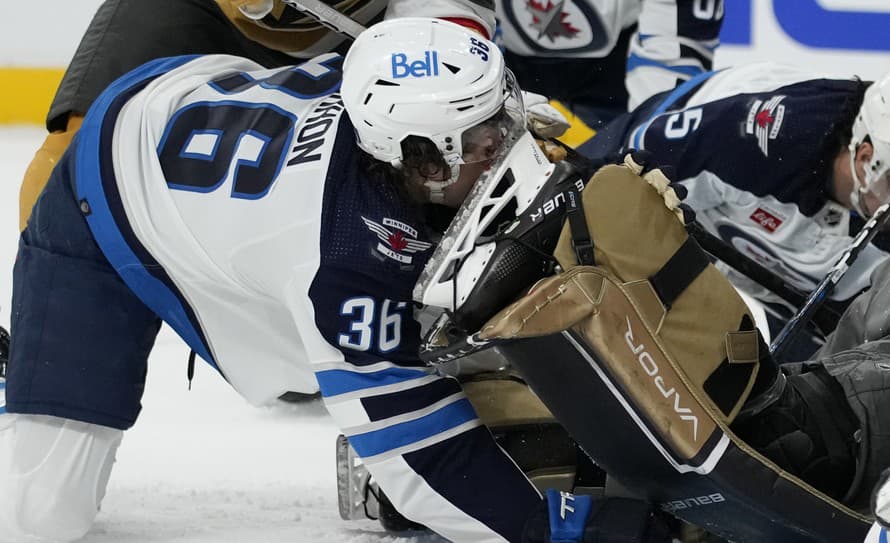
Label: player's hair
xmin=813 ymin=79 xmax=870 ymax=196
xmin=361 ymin=136 xmax=451 ymax=204
xmin=828 ymin=79 xmax=871 ymax=156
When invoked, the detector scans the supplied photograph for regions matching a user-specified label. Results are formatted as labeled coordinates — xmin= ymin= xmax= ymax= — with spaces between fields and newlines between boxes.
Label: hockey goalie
xmin=415 ymin=145 xmax=890 ymax=542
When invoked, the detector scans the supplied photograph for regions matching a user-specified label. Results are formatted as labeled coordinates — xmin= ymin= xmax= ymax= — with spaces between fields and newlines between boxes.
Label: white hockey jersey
xmin=497 ymin=0 xmax=724 ymax=109
xmin=72 ymin=53 xmax=540 ymax=542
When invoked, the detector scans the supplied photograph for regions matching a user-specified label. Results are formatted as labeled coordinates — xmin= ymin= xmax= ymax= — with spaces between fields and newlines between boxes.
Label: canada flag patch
xmin=750 ymin=207 xmax=783 ymax=233
xmin=362 ymin=216 xmax=432 ymax=264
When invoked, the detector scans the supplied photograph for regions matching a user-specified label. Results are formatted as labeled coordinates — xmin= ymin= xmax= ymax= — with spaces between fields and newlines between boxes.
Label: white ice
xmin=0 ymin=127 xmax=444 ymax=542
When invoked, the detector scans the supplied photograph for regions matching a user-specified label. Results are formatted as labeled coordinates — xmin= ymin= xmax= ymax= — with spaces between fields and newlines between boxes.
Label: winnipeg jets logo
xmin=527 ymin=0 xmax=580 ymax=42
xmin=745 ymin=96 xmax=786 ymax=157
xmin=361 ymin=216 xmax=432 ymax=265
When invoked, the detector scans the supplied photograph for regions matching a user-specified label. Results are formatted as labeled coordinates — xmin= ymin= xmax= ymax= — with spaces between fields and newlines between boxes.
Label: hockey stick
xmin=770 ymin=202 xmax=890 ymax=359
xmin=281 ymin=0 xmax=367 ymax=39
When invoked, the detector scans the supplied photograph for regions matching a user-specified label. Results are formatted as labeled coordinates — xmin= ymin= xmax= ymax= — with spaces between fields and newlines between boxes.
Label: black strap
xmin=649 ymin=237 xmax=709 ymax=310
xmin=565 ymin=188 xmax=594 ymax=265
xmin=187 ymin=350 xmax=196 ymax=391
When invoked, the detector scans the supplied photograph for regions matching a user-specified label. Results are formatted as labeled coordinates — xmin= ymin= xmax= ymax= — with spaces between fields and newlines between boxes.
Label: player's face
xmin=439 ymin=161 xmax=491 ymax=208
xmin=437 ymin=115 xmax=508 ymax=207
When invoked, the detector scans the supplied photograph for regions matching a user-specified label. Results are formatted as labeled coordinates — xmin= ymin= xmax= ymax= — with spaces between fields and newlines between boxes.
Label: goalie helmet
xmin=849 ymin=73 xmax=890 ymax=216
xmin=340 ymin=17 xmax=523 ymax=202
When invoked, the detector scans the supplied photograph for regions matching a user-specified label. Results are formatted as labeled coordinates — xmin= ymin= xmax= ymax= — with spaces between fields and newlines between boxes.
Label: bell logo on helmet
xmin=391 ymin=51 xmax=440 ymax=79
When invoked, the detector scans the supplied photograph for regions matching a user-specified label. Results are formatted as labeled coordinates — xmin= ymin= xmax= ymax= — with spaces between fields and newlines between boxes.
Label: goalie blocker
xmin=456 ymin=155 xmax=885 ymax=542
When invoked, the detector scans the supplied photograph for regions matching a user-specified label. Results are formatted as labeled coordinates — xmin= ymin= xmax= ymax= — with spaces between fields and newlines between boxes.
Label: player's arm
xmin=627 ymin=91 xmax=799 ymax=209
xmin=625 ymin=0 xmax=724 ymax=109
xmin=385 ymin=0 xmax=495 ymax=38
xmin=308 ymin=273 xmax=540 ymax=542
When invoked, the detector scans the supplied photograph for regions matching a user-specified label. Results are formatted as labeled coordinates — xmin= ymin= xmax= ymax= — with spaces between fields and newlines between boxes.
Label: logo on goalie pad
xmin=362 ymin=216 xmax=432 ymax=264
xmin=624 ymin=316 xmax=699 ymax=441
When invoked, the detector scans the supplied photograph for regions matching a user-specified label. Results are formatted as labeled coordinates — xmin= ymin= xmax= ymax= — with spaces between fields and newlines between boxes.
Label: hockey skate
xmin=336 ymin=434 xmax=427 ymax=532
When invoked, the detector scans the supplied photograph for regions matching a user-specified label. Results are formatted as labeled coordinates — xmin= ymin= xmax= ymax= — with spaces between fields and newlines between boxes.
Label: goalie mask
xmin=340 ymin=18 xmax=524 ymax=204
xmin=413 ymin=126 xmax=593 ymax=332
xmin=849 ymin=73 xmax=890 ymax=217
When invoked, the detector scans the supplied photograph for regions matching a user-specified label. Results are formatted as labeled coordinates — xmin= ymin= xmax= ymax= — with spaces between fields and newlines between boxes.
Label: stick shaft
xmin=770 ymin=202 xmax=890 ymax=359
xmin=282 ymin=0 xmax=367 ymax=39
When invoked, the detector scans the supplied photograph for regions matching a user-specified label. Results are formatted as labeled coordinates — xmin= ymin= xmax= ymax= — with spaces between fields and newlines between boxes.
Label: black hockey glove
xmin=522 ymin=490 xmax=673 ymax=543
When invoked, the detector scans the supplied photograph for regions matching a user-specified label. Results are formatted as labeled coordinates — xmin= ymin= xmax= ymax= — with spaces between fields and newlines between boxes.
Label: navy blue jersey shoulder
xmin=309 ymin=120 xmax=434 ymax=368
xmin=640 ymin=79 xmax=863 ymax=216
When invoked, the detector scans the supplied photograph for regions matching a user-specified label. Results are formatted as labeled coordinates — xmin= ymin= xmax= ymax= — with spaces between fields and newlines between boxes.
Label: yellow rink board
xmin=550 ymin=100 xmax=596 ymax=149
xmin=0 ymin=68 xmax=64 ymax=125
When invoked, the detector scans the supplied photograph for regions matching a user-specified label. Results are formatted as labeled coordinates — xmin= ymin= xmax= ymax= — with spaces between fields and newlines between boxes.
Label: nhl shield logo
xmin=362 ymin=216 xmax=432 ymax=265
xmin=745 ymin=96 xmax=786 ymax=157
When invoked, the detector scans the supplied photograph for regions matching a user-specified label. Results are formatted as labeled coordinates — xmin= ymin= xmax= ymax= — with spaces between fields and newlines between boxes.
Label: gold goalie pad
xmin=479 ymin=158 xmax=765 ymax=459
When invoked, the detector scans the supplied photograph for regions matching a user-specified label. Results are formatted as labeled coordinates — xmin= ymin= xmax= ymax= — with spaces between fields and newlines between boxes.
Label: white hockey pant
xmin=0 ymin=414 xmax=122 ymax=543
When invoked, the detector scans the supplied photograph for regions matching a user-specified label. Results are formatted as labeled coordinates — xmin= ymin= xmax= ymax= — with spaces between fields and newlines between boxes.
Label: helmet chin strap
xmin=423 ymin=164 xmax=461 ymax=204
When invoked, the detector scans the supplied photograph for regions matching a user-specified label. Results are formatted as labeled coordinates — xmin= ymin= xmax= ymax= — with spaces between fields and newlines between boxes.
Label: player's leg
xmin=2 ymin=144 xmax=162 ymax=541
xmin=0 ymin=414 xmax=122 ymax=543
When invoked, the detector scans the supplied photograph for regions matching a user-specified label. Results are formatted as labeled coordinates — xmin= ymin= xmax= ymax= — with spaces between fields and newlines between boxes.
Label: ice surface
xmin=0 ymin=127 xmax=444 ymax=542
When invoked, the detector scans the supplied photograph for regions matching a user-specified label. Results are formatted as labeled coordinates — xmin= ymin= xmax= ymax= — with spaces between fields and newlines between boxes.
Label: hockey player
xmin=498 ymin=0 xmax=724 ymax=142
xmin=8 ymin=0 xmax=568 ymax=411
xmin=17 ymin=0 xmax=498 ymax=232
xmin=0 ymin=18 xmax=667 ymax=543
xmin=586 ymin=63 xmax=890 ymax=359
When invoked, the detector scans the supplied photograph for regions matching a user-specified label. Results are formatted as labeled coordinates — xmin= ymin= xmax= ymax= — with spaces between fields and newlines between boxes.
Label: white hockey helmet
xmin=340 ymin=17 xmax=521 ymax=201
xmin=849 ymin=73 xmax=890 ymax=215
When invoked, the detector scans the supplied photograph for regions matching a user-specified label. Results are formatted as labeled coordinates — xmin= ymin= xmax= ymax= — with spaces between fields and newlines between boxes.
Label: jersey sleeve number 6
xmin=158 ymin=56 xmax=342 ymax=200
xmin=158 ymin=102 xmax=296 ymax=199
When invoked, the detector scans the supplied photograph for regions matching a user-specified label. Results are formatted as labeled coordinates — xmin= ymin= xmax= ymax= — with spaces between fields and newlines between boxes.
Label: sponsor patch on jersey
xmin=745 ymin=96 xmax=786 ymax=157
xmin=749 ymin=207 xmax=783 ymax=233
xmin=362 ymin=216 xmax=432 ymax=264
